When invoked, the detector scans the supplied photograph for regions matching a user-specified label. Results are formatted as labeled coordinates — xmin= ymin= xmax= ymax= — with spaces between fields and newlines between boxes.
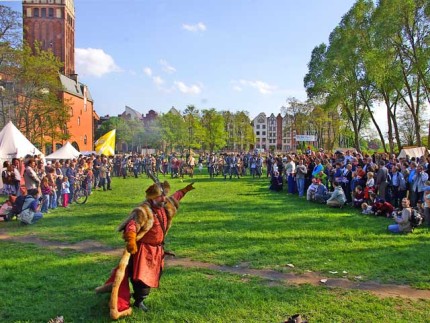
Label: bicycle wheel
xmin=74 ymin=188 xmax=88 ymax=204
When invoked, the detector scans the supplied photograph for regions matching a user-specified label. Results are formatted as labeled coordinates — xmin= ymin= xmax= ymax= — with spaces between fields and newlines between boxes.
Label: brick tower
xmin=22 ymin=0 xmax=75 ymax=77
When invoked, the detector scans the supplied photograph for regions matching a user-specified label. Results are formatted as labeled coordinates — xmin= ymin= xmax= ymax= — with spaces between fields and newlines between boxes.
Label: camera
xmin=38 ymin=196 xmax=44 ymax=202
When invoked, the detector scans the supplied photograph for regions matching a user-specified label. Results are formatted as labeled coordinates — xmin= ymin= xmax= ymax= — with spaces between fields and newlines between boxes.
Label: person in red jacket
xmin=373 ymin=199 xmax=394 ymax=217
xmin=96 ymin=180 xmax=195 ymax=320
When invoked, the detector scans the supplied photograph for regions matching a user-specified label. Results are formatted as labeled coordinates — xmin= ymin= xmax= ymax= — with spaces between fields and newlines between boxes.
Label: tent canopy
xmin=397 ymin=146 xmax=429 ymax=159
xmin=0 ymin=121 xmax=42 ymax=159
xmin=45 ymin=141 xmax=80 ymax=160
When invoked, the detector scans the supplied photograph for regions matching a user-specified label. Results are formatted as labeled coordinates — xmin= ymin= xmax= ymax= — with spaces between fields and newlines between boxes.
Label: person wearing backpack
xmin=14 ymin=189 xmax=43 ymax=225
xmin=388 ymin=198 xmax=412 ymax=233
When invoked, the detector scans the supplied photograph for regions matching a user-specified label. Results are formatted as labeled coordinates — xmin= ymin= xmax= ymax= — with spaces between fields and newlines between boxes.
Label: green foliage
xmin=201 ymin=108 xmax=226 ymax=152
xmin=159 ymin=110 xmax=187 ymax=153
xmin=304 ymin=0 xmax=430 ymax=152
xmin=10 ymin=43 xmax=69 ymax=145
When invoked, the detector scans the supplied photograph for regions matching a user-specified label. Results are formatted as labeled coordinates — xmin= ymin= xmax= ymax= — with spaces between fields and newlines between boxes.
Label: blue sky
xmin=4 ymin=0 xmax=356 ymax=120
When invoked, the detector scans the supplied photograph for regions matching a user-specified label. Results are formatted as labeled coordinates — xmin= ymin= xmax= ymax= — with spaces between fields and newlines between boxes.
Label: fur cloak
xmin=95 ymin=195 xmax=179 ymax=320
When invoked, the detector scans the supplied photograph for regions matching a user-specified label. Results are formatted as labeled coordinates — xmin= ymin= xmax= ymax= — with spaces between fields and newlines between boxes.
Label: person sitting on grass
xmin=14 ymin=189 xmax=43 ymax=225
xmin=269 ymin=171 xmax=283 ymax=192
xmin=372 ymin=198 xmax=394 ymax=217
xmin=326 ymin=181 xmax=346 ymax=208
xmin=306 ymin=178 xmax=319 ymax=201
xmin=361 ymin=202 xmax=374 ymax=215
xmin=388 ymin=198 xmax=413 ymax=233
xmin=352 ymin=185 xmax=365 ymax=208
xmin=0 ymin=194 xmax=16 ymax=221
xmin=314 ymin=179 xmax=329 ymax=204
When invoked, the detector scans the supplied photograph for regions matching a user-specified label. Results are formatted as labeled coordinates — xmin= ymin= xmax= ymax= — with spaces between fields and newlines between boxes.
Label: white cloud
xmin=75 ymin=48 xmax=120 ymax=77
xmin=153 ymin=76 xmax=164 ymax=86
xmin=144 ymin=67 xmax=152 ymax=76
xmin=182 ymin=22 xmax=207 ymax=32
xmin=174 ymin=81 xmax=202 ymax=94
xmin=233 ymin=85 xmax=243 ymax=92
xmin=159 ymin=59 xmax=176 ymax=74
xmin=239 ymin=79 xmax=277 ymax=94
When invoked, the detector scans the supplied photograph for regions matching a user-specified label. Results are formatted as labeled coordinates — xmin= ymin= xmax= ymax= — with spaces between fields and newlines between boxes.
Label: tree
xmin=96 ymin=116 xmax=130 ymax=152
xmin=0 ymin=5 xmax=22 ymax=128
xmin=183 ymin=105 xmax=203 ymax=153
xmin=0 ymin=5 xmax=22 ymax=49
xmin=159 ymin=111 xmax=186 ymax=153
xmin=373 ymin=0 xmax=429 ymax=146
xmin=201 ymin=109 xmax=226 ymax=153
xmin=234 ymin=111 xmax=254 ymax=151
xmin=10 ymin=43 xmax=71 ymax=147
xmin=142 ymin=117 xmax=162 ymax=151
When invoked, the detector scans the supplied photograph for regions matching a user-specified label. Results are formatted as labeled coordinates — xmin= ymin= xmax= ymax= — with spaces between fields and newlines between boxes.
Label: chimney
xmin=69 ymin=73 xmax=78 ymax=84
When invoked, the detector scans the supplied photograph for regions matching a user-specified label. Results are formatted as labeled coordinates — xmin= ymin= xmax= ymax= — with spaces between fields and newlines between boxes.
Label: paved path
xmin=1 ymin=232 xmax=430 ymax=300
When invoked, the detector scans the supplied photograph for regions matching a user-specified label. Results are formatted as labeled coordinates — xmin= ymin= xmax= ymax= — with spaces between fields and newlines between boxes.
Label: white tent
xmin=45 ymin=141 xmax=80 ymax=160
xmin=0 ymin=121 xmax=43 ymax=191
xmin=397 ymin=146 xmax=429 ymax=159
xmin=0 ymin=121 xmax=42 ymax=159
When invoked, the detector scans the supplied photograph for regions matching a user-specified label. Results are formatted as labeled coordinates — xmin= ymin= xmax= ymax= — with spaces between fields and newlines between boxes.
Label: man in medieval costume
xmin=96 ymin=180 xmax=195 ymax=320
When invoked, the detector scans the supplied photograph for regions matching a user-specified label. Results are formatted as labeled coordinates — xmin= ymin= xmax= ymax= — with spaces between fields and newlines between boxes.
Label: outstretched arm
xmin=171 ymin=182 xmax=195 ymax=201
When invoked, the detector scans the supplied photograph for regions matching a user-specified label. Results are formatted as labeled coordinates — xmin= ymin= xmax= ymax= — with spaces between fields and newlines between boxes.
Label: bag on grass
xmin=410 ymin=209 xmax=423 ymax=228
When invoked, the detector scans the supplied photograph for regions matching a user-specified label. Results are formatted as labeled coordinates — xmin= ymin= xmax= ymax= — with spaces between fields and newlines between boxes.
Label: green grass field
xmin=1 ymin=172 xmax=429 ymax=322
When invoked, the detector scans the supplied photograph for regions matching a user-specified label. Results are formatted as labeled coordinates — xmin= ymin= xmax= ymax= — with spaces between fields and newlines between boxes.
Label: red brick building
xmin=22 ymin=0 xmax=96 ymax=153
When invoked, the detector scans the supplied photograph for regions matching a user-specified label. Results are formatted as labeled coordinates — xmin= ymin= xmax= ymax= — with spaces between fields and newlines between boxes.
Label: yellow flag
xmin=95 ymin=129 xmax=116 ymax=156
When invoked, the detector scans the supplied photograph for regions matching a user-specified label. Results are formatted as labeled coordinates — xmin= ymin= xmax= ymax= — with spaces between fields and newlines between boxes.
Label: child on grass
xmin=361 ymin=202 xmax=374 ymax=215
xmin=61 ymin=176 xmax=70 ymax=207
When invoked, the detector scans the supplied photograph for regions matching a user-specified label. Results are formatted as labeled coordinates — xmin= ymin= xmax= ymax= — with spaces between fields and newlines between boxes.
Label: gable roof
xmin=59 ymin=73 xmax=93 ymax=101
xmin=122 ymin=105 xmax=143 ymax=120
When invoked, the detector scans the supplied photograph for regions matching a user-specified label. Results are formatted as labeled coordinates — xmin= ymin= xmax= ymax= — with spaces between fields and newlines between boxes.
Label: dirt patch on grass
xmin=1 ymin=231 xmax=429 ymax=300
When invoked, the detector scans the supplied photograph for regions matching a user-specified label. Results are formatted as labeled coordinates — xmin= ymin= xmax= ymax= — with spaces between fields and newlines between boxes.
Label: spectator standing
xmin=375 ymin=161 xmax=389 ymax=200
xmin=2 ymin=161 xmax=15 ymax=195
xmin=12 ymin=158 xmax=22 ymax=196
xmin=295 ymin=159 xmax=307 ymax=198
xmin=61 ymin=176 xmax=70 ymax=207
xmin=24 ymin=158 xmax=40 ymax=193
xmin=66 ymin=160 xmax=77 ymax=203
xmin=411 ymin=164 xmax=429 ymax=207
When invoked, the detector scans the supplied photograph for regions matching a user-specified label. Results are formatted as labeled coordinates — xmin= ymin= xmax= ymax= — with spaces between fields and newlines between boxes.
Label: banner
xmin=295 ymin=135 xmax=316 ymax=141
xmin=95 ymin=129 xmax=116 ymax=156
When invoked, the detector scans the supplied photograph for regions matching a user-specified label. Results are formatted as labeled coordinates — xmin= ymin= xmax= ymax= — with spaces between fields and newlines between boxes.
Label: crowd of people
xmin=1 ymin=148 xmax=429 ymax=234
xmin=264 ymin=148 xmax=430 ymax=234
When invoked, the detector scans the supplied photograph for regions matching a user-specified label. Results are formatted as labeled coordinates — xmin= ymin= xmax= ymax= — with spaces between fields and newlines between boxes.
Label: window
xmin=262 ymin=125 xmax=266 ymax=129
xmin=84 ymin=135 xmax=87 ymax=145
xmin=256 ymin=131 xmax=260 ymax=136
xmin=256 ymin=125 xmax=260 ymax=129
xmin=34 ymin=8 xmax=39 ymax=17
xmin=77 ymin=117 xmax=80 ymax=126
xmin=262 ymin=131 xmax=266 ymax=136
xmin=41 ymin=8 xmax=46 ymax=17
xmin=49 ymin=8 xmax=54 ymax=17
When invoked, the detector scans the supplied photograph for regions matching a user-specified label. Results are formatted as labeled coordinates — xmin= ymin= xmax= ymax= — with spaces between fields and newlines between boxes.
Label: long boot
xmin=132 ymin=280 xmax=151 ymax=312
